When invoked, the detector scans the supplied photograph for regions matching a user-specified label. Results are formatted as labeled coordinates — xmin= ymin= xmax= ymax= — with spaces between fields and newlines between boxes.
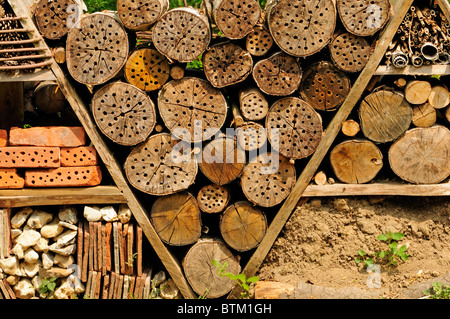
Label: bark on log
xmin=219 ymin=201 xmax=267 ymax=252
xmin=117 ymin=0 xmax=169 ymax=31
xmin=266 ymin=97 xmax=323 ymax=159
xmin=236 ymin=121 xmax=267 ymax=152
xmin=388 ymin=126 xmax=450 ymax=184
xmin=92 ymin=81 xmax=156 ymax=146
xmin=252 ymin=51 xmax=302 ymax=96
xmin=240 ymin=152 xmax=296 ymax=207
xmin=299 ymin=61 xmax=351 ymax=111
xmin=34 ymin=0 xmax=77 ymax=40
xmin=428 ymin=85 xmax=450 ymax=109
xmin=411 ymin=103 xmax=437 ymax=128
xmin=124 ymin=133 xmax=198 ymax=195
xmin=329 ymin=32 xmax=371 ymax=73
xmin=330 ymin=139 xmax=383 ymax=184
xmin=150 ymin=192 xmax=202 ymax=246
xmin=239 ymin=87 xmax=268 ymax=121
xmin=246 ymin=25 xmax=274 ymax=57
xmin=359 ymin=89 xmax=413 ymax=143
xmin=404 ymin=80 xmax=432 ymax=105
xmin=266 ymin=0 xmax=336 ymax=57
xmin=182 ymin=238 xmax=240 ymax=298
xmin=33 ymin=81 xmax=66 ymax=114
xmin=197 ymin=184 xmax=230 ymax=213
xmin=66 ymin=13 xmax=129 ymax=86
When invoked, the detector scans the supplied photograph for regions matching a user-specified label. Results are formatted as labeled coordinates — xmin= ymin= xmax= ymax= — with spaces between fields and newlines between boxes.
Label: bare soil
xmin=256 ymin=196 xmax=450 ymax=299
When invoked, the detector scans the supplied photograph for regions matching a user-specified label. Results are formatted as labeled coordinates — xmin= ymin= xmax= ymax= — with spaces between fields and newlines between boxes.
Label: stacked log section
xmin=329 ymin=32 xmax=371 ymax=73
xmin=240 ymin=153 xmax=296 ymax=207
xmin=267 ymin=0 xmax=336 ymax=57
xmin=151 ymin=7 xmax=211 ymax=63
xmin=246 ymin=25 xmax=274 ymax=57
xmin=299 ymin=61 xmax=351 ymax=111
xmin=92 ymin=81 xmax=156 ymax=146
xmin=404 ymin=80 xmax=432 ymax=105
xmin=337 ymin=0 xmax=390 ymax=37
xmin=341 ymin=119 xmax=361 ymax=137
xmin=236 ymin=122 xmax=267 ymax=152
xmin=359 ymin=89 xmax=413 ymax=143
xmin=330 ymin=139 xmax=383 ymax=184
xmin=199 ymin=136 xmax=245 ymax=185
xmin=252 ymin=51 xmax=302 ymax=96
xmin=124 ymin=48 xmax=170 ymax=92
xmin=182 ymin=238 xmax=240 ymax=298
xmin=33 ymin=81 xmax=66 ymax=114
xmin=66 ymin=13 xmax=129 ymax=86
xmin=388 ymin=126 xmax=450 ymax=184
xmin=34 ymin=0 xmax=77 ymax=40
xmin=219 ymin=201 xmax=267 ymax=252
xmin=117 ymin=0 xmax=169 ymax=31
xmin=266 ymin=97 xmax=323 ymax=159
xmin=150 ymin=192 xmax=202 ymax=246
xmin=124 ymin=133 xmax=198 ymax=195
xmin=428 ymin=86 xmax=450 ymax=110
xmin=239 ymin=87 xmax=268 ymax=121
xmin=197 ymin=184 xmax=230 ymax=214
xmin=203 ymin=42 xmax=253 ymax=88
xmin=158 ymin=77 xmax=228 ymax=143
xmin=411 ymin=103 xmax=437 ymax=128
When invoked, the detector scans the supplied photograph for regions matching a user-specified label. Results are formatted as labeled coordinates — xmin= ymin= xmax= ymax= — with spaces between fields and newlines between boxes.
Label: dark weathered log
xmin=92 ymin=81 xmax=156 ymax=146
xmin=34 ymin=0 xmax=77 ymax=40
xmin=197 ymin=184 xmax=230 ymax=214
xmin=239 ymin=87 xmax=268 ymax=121
xmin=246 ymin=25 xmax=274 ymax=57
xmin=33 ymin=81 xmax=66 ymax=114
xmin=117 ymin=0 xmax=169 ymax=31
xmin=329 ymin=32 xmax=371 ymax=73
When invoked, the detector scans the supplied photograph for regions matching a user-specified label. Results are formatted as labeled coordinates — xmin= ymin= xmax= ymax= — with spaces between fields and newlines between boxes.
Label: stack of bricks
xmin=0 ymin=126 xmax=102 ymax=189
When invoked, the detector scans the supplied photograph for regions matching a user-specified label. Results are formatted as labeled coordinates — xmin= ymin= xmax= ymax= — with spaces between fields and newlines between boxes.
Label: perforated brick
xmin=9 ymin=126 xmax=86 ymax=147
xmin=0 ymin=168 xmax=24 ymax=189
xmin=0 ymin=130 xmax=7 ymax=147
xmin=25 ymin=166 xmax=102 ymax=187
xmin=0 ymin=147 xmax=60 ymax=168
xmin=60 ymin=146 xmax=98 ymax=167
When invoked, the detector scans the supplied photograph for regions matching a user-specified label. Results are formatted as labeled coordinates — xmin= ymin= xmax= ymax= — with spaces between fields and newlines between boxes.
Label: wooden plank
xmin=76 ymin=219 xmax=83 ymax=280
xmin=375 ymin=65 xmax=450 ymax=75
xmin=94 ymin=271 xmax=102 ymax=299
xmin=108 ymin=272 xmax=117 ymax=299
xmin=0 ymin=68 xmax=56 ymax=82
xmin=136 ymin=225 xmax=142 ymax=277
xmin=89 ymin=222 xmax=94 ymax=272
xmin=85 ymin=271 xmax=93 ymax=299
xmin=127 ymin=222 xmax=134 ymax=275
xmin=101 ymin=223 xmax=107 ymax=275
xmin=105 ymin=222 xmax=112 ymax=272
xmin=118 ymin=222 xmax=126 ymax=274
xmin=3 ymin=279 xmax=15 ymax=299
xmin=102 ymin=274 xmax=110 ymax=299
xmin=227 ymin=0 xmax=415 ymax=299
xmin=0 ymin=82 xmax=23 ymax=130
xmin=113 ymin=222 xmax=120 ymax=274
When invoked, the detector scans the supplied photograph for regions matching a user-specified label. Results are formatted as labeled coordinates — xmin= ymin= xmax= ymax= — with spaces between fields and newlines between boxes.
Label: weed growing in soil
xmin=424 ymin=282 xmax=450 ymax=299
xmin=39 ymin=277 xmax=57 ymax=296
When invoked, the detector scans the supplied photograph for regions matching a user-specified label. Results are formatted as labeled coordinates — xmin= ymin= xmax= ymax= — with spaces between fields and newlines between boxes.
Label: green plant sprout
xmin=424 ymin=282 xmax=450 ymax=299
xmin=39 ymin=277 xmax=57 ymax=295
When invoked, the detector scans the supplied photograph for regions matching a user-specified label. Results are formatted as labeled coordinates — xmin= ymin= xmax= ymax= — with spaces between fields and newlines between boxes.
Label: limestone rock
xmin=27 ymin=210 xmax=53 ymax=229
xmin=24 ymin=247 xmax=40 ymax=264
xmin=11 ymin=243 xmax=25 ymax=259
xmin=55 ymin=229 xmax=78 ymax=247
xmin=334 ymin=198 xmax=350 ymax=212
xmin=160 ymin=278 xmax=180 ymax=299
xmin=54 ymin=254 xmax=74 ymax=268
xmin=69 ymin=274 xmax=85 ymax=294
xmin=11 ymin=207 xmax=33 ymax=229
xmin=59 ymin=206 xmax=78 ymax=225
xmin=83 ymin=206 xmax=101 ymax=222
xmin=21 ymin=260 xmax=42 ymax=277
xmin=6 ymin=275 xmax=20 ymax=286
xmin=14 ymin=278 xmax=35 ymax=299
xmin=33 ymin=237 xmax=50 ymax=253
xmin=41 ymin=217 xmax=64 ymax=238
xmin=54 ymin=277 xmax=75 ymax=299
xmin=101 ymin=206 xmax=118 ymax=222
xmin=0 ymin=256 xmax=21 ymax=276
xmin=49 ymin=243 xmax=76 ymax=256
xmin=10 ymin=229 xmax=22 ymax=241
xmin=151 ymin=271 xmax=166 ymax=288
xmin=39 ymin=266 xmax=74 ymax=278
xmin=59 ymin=221 xmax=78 ymax=231
xmin=42 ymin=252 xmax=54 ymax=269
xmin=15 ymin=228 xmax=41 ymax=249
xmin=118 ymin=204 xmax=132 ymax=223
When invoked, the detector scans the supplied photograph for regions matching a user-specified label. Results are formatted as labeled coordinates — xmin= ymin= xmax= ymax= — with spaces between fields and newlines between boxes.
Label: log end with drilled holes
xmin=34 ymin=0 xmax=77 ymax=40
xmin=341 ymin=119 xmax=361 ymax=137
xmin=197 ymin=184 xmax=230 ymax=214
xmin=330 ymin=139 xmax=383 ymax=184
xmin=240 ymin=152 xmax=296 ymax=207
xmin=220 ymin=201 xmax=267 ymax=252
xmin=236 ymin=121 xmax=267 ymax=152
xmin=150 ymin=192 xmax=202 ymax=246
xmin=389 ymin=125 xmax=450 ymax=184
xmin=411 ymin=103 xmax=437 ymax=128
xmin=239 ymin=87 xmax=268 ymax=121
xmin=428 ymin=85 xmax=450 ymax=109
xmin=329 ymin=32 xmax=371 ymax=73
xmin=117 ymin=0 xmax=169 ymax=31
xmin=92 ymin=81 xmax=156 ymax=146
xmin=404 ymin=80 xmax=432 ymax=105
xmin=246 ymin=25 xmax=274 ymax=57
xmin=33 ymin=81 xmax=66 ymax=114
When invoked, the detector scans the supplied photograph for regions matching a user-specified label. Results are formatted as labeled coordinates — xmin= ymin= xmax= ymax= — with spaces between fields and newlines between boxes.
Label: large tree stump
xmin=124 ymin=133 xmax=198 ymax=195
xmin=359 ymin=89 xmax=413 ymax=143
xmin=266 ymin=0 xmax=336 ymax=57
xmin=124 ymin=48 xmax=170 ymax=92
xmin=151 ymin=7 xmax=211 ymax=63
xmin=389 ymin=126 xmax=450 ymax=184
xmin=117 ymin=0 xmax=169 ymax=31
xmin=252 ymin=51 xmax=302 ymax=96
xmin=202 ymin=42 xmax=253 ymax=88
xmin=34 ymin=0 xmax=77 ymax=40
xmin=158 ymin=77 xmax=228 ymax=143
xmin=150 ymin=192 xmax=202 ymax=246
xmin=199 ymin=136 xmax=246 ymax=185
xmin=92 ymin=81 xmax=156 ymax=146
xmin=337 ymin=0 xmax=390 ymax=37
xmin=197 ymin=184 xmax=230 ymax=213
xmin=329 ymin=32 xmax=371 ymax=73
xmin=33 ymin=81 xmax=66 ymax=114
xmin=240 ymin=152 xmax=296 ymax=207
xmin=182 ymin=238 xmax=240 ymax=298
xmin=299 ymin=61 xmax=351 ymax=112
xmin=404 ymin=80 xmax=432 ymax=105
xmin=66 ymin=13 xmax=129 ymax=86
xmin=239 ymin=87 xmax=269 ymax=121
xmin=220 ymin=201 xmax=267 ymax=252
xmin=266 ymin=97 xmax=323 ymax=159
xmin=246 ymin=25 xmax=274 ymax=57
xmin=330 ymin=139 xmax=383 ymax=184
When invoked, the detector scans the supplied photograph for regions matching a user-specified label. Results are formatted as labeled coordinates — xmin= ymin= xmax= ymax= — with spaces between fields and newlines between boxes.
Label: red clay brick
xmin=25 ymin=166 xmax=102 ymax=187
xmin=0 ymin=147 xmax=60 ymax=168
xmin=0 ymin=168 xmax=24 ymax=189
xmin=0 ymin=130 xmax=7 ymax=147
xmin=9 ymin=126 xmax=86 ymax=147
xmin=61 ymin=146 xmax=98 ymax=167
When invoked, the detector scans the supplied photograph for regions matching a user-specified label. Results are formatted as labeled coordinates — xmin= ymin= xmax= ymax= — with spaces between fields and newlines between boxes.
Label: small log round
xmin=359 ymin=89 xmax=413 ymax=143
xmin=182 ymin=238 xmax=240 ymax=298
xmin=252 ymin=51 xmax=302 ymax=96
xmin=34 ymin=0 xmax=77 ymax=40
xmin=170 ymin=63 xmax=186 ymax=80
xmin=239 ymin=87 xmax=269 ymax=121
xmin=199 ymin=136 xmax=246 ymax=185
xmin=66 ymin=13 xmax=129 ymax=86
xmin=117 ymin=0 xmax=169 ymax=31
xmin=341 ymin=119 xmax=360 ymax=137
xmin=266 ymin=97 xmax=323 ymax=159
xmin=158 ymin=77 xmax=228 ymax=143
xmin=428 ymin=85 xmax=450 ymax=109
xmin=240 ymin=152 xmax=296 ymax=207
xmin=124 ymin=47 xmax=170 ymax=92
xmin=202 ymin=42 xmax=253 ymax=88
xmin=267 ymin=0 xmax=336 ymax=57
xmin=337 ymin=0 xmax=390 ymax=37
xmin=330 ymin=139 xmax=383 ymax=184
xmin=411 ymin=103 xmax=436 ymax=128
xmin=92 ymin=81 xmax=156 ymax=146
xmin=150 ymin=192 xmax=202 ymax=246
xmin=446 ymin=107 xmax=450 ymax=123
xmin=236 ymin=121 xmax=267 ymax=152
xmin=152 ymin=7 xmax=211 ymax=63
xmin=33 ymin=81 xmax=66 ymax=114
xmin=124 ymin=133 xmax=198 ymax=195
xmin=299 ymin=61 xmax=351 ymax=111
xmin=388 ymin=126 xmax=450 ymax=184
xmin=197 ymin=184 xmax=230 ymax=213
xmin=329 ymin=32 xmax=371 ymax=73
xmin=404 ymin=80 xmax=432 ymax=105
xmin=220 ymin=201 xmax=267 ymax=252
xmin=246 ymin=25 xmax=274 ymax=57
xmin=314 ymin=171 xmax=327 ymax=185
xmin=53 ymin=47 xmax=66 ymax=64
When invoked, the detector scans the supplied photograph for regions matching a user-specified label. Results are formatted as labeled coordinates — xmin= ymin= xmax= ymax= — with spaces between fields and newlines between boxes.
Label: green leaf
xmin=358 ymin=249 xmax=366 ymax=256
xmin=211 ymin=259 xmax=221 ymax=268
xmin=355 ymin=257 xmax=361 ymax=264
xmin=392 ymin=233 xmax=405 ymax=241
xmin=378 ymin=251 xmax=387 ymax=258
xmin=389 ymin=241 xmax=398 ymax=251
xmin=242 ymin=283 xmax=249 ymax=291
xmin=235 ymin=273 xmax=246 ymax=284
xmin=48 ymin=282 xmax=56 ymax=292
xmin=247 ymin=276 xmax=259 ymax=283
xmin=377 ymin=234 xmax=389 ymax=241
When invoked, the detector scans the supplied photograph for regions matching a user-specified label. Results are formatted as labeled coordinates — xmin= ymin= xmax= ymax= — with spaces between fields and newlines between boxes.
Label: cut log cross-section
xmin=239 ymin=87 xmax=269 ymax=121
xmin=34 ymin=0 xmax=77 ymax=40
xmin=411 ymin=103 xmax=437 ymax=128
xmin=236 ymin=121 xmax=267 ymax=152
xmin=329 ymin=32 xmax=371 ymax=73
xmin=117 ymin=0 xmax=169 ymax=31
xmin=246 ymin=25 xmax=274 ymax=57
xmin=404 ymin=80 xmax=432 ymax=105
xmin=197 ymin=184 xmax=230 ymax=214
